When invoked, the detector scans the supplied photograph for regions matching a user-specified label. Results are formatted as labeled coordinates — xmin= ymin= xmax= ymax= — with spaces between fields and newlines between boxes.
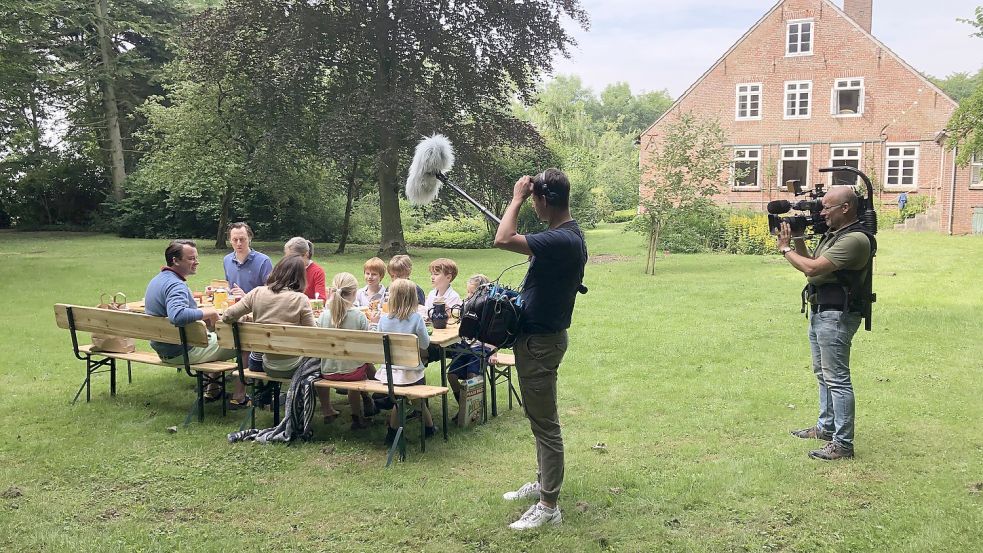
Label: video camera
xmin=767 ymin=166 xmax=878 ymax=237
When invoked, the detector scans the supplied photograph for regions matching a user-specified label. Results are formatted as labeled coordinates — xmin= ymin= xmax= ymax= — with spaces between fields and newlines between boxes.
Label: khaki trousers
xmin=514 ymin=330 xmax=569 ymax=504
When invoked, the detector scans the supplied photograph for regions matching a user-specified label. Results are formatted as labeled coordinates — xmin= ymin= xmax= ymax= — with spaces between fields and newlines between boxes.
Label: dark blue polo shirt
xmin=521 ymin=220 xmax=588 ymax=334
xmin=223 ymin=250 xmax=273 ymax=293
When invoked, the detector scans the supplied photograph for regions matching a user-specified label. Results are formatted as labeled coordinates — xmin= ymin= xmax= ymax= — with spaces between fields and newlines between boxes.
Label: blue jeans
xmin=808 ymin=310 xmax=862 ymax=449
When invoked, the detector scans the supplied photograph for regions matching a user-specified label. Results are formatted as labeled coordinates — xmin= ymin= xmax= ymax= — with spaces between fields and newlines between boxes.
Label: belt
xmin=810 ymin=304 xmax=844 ymax=313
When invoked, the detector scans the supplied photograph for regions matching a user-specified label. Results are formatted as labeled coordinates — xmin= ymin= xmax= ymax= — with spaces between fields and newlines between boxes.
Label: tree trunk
xmin=93 ymin=0 xmax=126 ymax=201
xmin=215 ymin=183 xmax=231 ymax=249
xmin=376 ymin=130 xmax=406 ymax=257
xmin=336 ymin=158 xmax=358 ymax=254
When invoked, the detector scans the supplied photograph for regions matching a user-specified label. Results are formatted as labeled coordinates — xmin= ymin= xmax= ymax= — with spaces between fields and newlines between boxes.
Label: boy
xmin=425 ymin=258 xmax=463 ymax=311
xmin=355 ymin=257 xmax=387 ymax=307
xmin=387 ymin=254 xmax=426 ymax=305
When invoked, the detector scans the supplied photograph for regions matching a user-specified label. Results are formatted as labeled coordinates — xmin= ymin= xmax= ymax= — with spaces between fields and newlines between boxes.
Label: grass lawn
xmin=0 ymin=225 xmax=980 ymax=552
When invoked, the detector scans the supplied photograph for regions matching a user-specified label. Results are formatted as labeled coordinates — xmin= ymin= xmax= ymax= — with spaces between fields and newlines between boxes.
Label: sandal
xmin=228 ymin=395 xmax=252 ymax=411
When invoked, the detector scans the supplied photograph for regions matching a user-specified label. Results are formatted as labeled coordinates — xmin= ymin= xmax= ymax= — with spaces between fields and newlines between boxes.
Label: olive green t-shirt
xmin=807 ymin=229 xmax=871 ymax=286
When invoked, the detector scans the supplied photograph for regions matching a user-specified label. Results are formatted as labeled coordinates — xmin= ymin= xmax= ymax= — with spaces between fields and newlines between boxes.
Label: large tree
xmin=945 ymin=6 xmax=983 ymax=165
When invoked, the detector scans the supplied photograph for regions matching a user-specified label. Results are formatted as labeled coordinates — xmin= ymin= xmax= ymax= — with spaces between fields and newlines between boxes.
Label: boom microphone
xmin=405 ymin=134 xmax=454 ymax=205
xmin=404 ymin=134 xmax=503 ymax=224
xmin=767 ymin=200 xmax=791 ymax=214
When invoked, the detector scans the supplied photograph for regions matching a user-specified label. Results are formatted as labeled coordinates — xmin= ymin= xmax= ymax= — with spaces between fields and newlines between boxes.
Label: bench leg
xmin=110 ymin=358 xmax=117 ymax=397
xmin=420 ymin=400 xmax=426 ymax=454
xmin=127 ymin=360 xmax=132 ymax=384
xmin=440 ymin=351 xmax=448 ymax=441
xmin=508 ymin=366 xmax=522 ymax=408
xmin=272 ymin=382 xmax=282 ymax=425
xmin=184 ymin=372 xmax=205 ymax=426
xmin=486 ymin=359 xmax=496 ymax=419
xmin=72 ymin=356 xmax=110 ymax=404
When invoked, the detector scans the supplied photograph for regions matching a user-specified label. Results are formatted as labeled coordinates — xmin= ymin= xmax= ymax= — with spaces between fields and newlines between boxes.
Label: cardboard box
xmin=457 ymin=376 xmax=485 ymax=428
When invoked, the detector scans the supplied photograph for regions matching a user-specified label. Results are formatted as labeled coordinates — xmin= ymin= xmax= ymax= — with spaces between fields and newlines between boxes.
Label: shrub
xmin=605 ymin=209 xmax=637 ymax=223
xmin=901 ymin=194 xmax=933 ymax=220
xmin=404 ymin=229 xmax=493 ymax=249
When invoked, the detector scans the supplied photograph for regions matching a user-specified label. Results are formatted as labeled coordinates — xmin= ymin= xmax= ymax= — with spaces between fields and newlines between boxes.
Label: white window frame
xmin=831 ymin=78 xmax=864 ymax=117
xmin=786 ymin=19 xmax=814 ymax=57
xmin=829 ymin=144 xmax=862 ymax=186
xmin=784 ymin=80 xmax=812 ymax=119
xmin=884 ymin=143 xmax=919 ymax=191
xmin=970 ymin=153 xmax=982 ymax=189
xmin=779 ymin=146 xmax=811 ymax=191
xmin=731 ymin=147 xmax=762 ymax=190
xmin=735 ymin=83 xmax=763 ymax=121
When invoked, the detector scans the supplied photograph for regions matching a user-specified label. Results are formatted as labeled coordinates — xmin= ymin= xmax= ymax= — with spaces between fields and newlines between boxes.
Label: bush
xmin=605 ymin=209 xmax=637 ymax=223
xmin=901 ymin=194 xmax=933 ymax=220
xmin=723 ymin=211 xmax=777 ymax=255
xmin=659 ymin=203 xmax=727 ymax=253
xmin=404 ymin=229 xmax=492 ymax=249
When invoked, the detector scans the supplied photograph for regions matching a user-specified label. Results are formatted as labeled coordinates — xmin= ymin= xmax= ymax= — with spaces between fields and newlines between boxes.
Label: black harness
xmin=800 ymin=220 xmax=877 ymax=331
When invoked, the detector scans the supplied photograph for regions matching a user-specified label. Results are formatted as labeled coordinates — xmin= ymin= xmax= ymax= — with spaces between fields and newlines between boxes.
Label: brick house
xmin=639 ymin=0 xmax=983 ymax=234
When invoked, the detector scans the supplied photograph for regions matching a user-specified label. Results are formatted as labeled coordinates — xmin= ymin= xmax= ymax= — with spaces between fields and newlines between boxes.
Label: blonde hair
xmin=387 ymin=254 xmax=412 ymax=278
xmin=387 ymin=279 xmax=417 ymax=321
xmin=467 ymin=273 xmax=490 ymax=293
xmin=428 ymin=258 xmax=459 ymax=281
xmin=364 ymin=256 xmax=386 ymax=277
xmin=327 ymin=272 xmax=359 ymax=328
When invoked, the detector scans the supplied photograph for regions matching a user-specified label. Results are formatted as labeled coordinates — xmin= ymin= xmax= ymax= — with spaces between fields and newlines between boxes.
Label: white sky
xmin=552 ymin=0 xmax=983 ymax=96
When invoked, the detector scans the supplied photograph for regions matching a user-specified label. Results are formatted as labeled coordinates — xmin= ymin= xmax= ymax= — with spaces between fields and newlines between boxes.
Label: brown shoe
xmin=350 ymin=415 xmax=371 ymax=430
xmin=809 ymin=441 xmax=854 ymax=461
xmin=791 ymin=426 xmax=833 ymax=441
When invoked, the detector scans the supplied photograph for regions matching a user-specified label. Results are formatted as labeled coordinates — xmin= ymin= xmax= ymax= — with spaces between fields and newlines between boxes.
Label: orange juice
xmin=213 ymin=288 xmax=229 ymax=309
xmin=381 ymin=302 xmax=389 ymax=313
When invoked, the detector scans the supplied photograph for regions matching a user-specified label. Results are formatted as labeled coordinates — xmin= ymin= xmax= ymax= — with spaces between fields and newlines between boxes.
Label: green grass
xmin=0 ymin=226 xmax=981 ymax=552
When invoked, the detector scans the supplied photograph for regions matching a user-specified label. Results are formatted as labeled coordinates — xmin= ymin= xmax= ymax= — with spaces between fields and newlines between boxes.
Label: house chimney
xmin=844 ymin=0 xmax=873 ymax=34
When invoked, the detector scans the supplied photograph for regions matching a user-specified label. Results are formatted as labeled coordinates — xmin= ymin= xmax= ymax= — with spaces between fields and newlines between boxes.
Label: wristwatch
xmin=780 ymin=246 xmax=794 ymax=255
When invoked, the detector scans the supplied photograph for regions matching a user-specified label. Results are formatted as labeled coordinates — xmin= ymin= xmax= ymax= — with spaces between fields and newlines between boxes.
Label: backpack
xmin=458 ymin=282 xmax=523 ymax=349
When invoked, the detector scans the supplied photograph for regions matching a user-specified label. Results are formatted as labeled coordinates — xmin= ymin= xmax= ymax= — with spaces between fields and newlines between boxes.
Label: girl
xmin=221 ymin=255 xmax=315 ymax=379
xmin=377 ymin=278 xmax=436 ymax=444
xmin=316 ymin=272 xmax=377 ymax=429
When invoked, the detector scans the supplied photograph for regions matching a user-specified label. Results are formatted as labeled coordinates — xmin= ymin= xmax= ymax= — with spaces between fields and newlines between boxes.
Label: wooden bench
xmin=54 ymin=304 xmax=238 ymax=424
xmin=215 ymin=321 xmax=449 ymax=465
xmin=488 ymin=352 xmax=522 ymax=416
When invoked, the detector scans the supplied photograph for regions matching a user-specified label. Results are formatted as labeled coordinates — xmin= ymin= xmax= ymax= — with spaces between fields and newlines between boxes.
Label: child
xmin=425 ymin=258 xmax=463 ymax=312
xmin=316 ymin=272 xmax=377 ymax=429
xmin=387 ymin=254 xmax=426 ymax=306
xmin=447 ymin=274 xmax=493 ymax=418
xmin=376 ymin=278 xmax=436 ymax=444
xmin=355 ymin=257 xmax=387 ymax=308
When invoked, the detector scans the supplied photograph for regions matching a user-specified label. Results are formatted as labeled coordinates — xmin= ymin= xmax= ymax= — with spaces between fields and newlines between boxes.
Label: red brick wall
xmin=639 ymin=0 xmax=973 ymax=232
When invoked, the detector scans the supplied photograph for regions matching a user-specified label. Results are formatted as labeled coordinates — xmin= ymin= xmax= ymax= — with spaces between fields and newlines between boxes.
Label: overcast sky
xmin=551 ymin=0 xmax=983 ymax=97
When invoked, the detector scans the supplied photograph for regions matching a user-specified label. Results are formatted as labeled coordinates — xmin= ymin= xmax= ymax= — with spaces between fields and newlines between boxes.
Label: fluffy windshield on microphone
xmin=405 ymin=134 xmax=455 ymax=205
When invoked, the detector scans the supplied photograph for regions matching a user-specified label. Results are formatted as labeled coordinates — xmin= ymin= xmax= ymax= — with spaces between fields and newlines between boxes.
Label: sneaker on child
xmin=508 ymin=502 xmax=561 ymax=530
xmin=503 ymin=481 xmax=541 ymax=501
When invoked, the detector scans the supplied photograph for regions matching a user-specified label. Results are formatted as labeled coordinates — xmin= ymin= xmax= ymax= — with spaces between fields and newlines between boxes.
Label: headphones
xmin=532 ymin=171 xmax=560 ymax=205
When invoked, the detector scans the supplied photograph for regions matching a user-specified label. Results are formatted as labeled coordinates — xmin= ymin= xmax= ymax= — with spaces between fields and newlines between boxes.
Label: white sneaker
xmin=509 ymin=503 xmax=562 ymax=530
xmin=503 ymin=481 xmax=541 ymax=501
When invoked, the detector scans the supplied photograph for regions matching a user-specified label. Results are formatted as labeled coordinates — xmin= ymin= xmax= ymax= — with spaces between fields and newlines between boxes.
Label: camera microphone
xmin=767 ymin=200 xmax=791 ymax=214
xmin=404 ymin=134 xmax=502 ymax=224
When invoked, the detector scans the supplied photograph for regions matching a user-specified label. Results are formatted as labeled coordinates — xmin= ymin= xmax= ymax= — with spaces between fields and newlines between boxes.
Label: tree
xmin=945 ymin=6 xmax=983 ymax=165
xmin=929 ymin=68 xmax=983 ymax=102
xmin=637 ymin=113 xmax=731 ymax=274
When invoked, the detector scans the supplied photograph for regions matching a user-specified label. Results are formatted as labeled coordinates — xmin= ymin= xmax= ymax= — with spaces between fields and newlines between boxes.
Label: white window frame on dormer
xmin=735 ymin=83 xmax=763 ymax=121
xmin=829 ymin=144 xmax=862 ymax=186
xmin=784 ymin=80 xmax=812 ymax=119
xmin=831 ymin=78 xmax=864 ymax=117
xmin=731 ymin=147 xmax=762 ymax=190
xmin=884 ymin=143 xmax=919 ymax=191
xmin=786 ymin=19 xmax=814 ymax=57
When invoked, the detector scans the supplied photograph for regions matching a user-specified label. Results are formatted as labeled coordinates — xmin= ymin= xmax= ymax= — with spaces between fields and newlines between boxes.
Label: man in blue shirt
xmin=224 ymin=222 xmax=273 ymax=299
xmin=145 ymin=240 xmax=242 ymax=402
xmin=494 ymin=168 xmax=588 ymax=531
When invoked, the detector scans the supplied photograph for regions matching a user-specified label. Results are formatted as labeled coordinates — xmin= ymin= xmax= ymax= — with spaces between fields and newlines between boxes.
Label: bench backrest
xmin=214 ymin=322 xmax=422 ymax=367
xmin=53 ymin=304 xmax=210 ymax=347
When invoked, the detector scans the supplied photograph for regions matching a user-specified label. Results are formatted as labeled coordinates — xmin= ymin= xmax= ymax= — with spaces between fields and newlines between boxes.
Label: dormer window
xmin=786 ymin=19 xmax=813 ymax=56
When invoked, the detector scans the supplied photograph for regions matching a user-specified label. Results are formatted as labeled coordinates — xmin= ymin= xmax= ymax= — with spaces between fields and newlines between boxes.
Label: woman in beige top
xmin=222 ymin=255 xmax=315 ymax=378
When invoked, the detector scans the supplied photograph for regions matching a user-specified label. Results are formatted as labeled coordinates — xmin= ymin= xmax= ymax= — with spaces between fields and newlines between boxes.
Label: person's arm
xmin=312 ymin=267 xmax=327 ymax=300
xmin=414 ymin=315 xmax=431 ymax=349
xmin=777 ymin=221 xmax=836 ymax=277
xmin=221 ymin=289 xmax=254 ymax=323
xmin=494 ymin=176 xmax=534 ymax=255
xmin=164 ymin=282 xmax=203 ymax=326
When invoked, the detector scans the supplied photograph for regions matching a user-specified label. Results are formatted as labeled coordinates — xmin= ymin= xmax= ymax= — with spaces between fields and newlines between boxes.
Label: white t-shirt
xmin=424 ymin=286 xmax=462 ymax=313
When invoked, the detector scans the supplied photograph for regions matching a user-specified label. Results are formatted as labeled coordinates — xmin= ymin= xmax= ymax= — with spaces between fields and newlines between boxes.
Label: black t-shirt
xmin=521 ymin=220 xmax=588 ymax=334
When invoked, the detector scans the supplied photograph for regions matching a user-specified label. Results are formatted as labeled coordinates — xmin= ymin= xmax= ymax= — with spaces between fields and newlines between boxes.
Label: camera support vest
xmin=801 ymin=220 xmax=877 ymax=331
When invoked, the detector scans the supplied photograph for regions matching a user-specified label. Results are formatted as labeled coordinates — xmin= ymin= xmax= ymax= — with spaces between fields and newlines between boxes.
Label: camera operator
xmin=777 ymin=185 xmax=873 ymax=461
xmin=493 ymin=169 xmax=588 ymax=530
